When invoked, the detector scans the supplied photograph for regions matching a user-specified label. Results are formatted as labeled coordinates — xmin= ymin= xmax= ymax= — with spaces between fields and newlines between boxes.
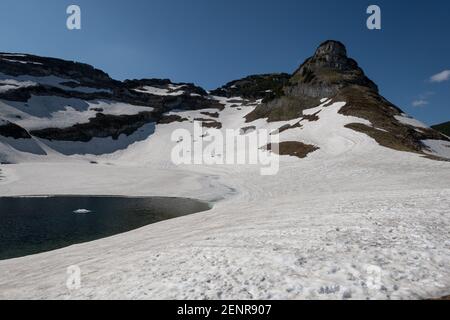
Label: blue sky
xmin=0 ymin=0 xmax=449 ymax=125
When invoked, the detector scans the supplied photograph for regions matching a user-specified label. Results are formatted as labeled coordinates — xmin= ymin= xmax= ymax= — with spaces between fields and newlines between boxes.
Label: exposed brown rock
xmin=266 ymin=141 xmax=319 ymax=158
xmin=276 ymin=122 xmax=302 ymax=134
xmin=158 ymin=114 xmax=188 ymax=124
xmin=240 ymin=126 xmax=256 ymax=135
xmin=302 ymin=111 xmax=320 ymax=122
xmin=194 ymin=118 xmax=222 ymax=129
xmin=200 ymin=111 xmax=219 ymax=118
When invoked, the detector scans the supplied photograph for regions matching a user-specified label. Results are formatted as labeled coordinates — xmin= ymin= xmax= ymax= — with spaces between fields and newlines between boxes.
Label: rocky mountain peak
xmin=244 ymin=40 xmax=449 ymax=157
xmin=312 ymin=40 xmax=349 ymax=69
xmin=290 ymin=40 xmax=377 ymax=93
xmin=315 ymin=40 xmax=347 ymax=57
xmin=305 ymin=40 xmax=364 ymax=76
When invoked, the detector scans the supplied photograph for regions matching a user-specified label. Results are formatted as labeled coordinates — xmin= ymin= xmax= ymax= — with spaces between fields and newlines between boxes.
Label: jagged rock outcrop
xmin=0 ymin=120 xmax=31 ymax=139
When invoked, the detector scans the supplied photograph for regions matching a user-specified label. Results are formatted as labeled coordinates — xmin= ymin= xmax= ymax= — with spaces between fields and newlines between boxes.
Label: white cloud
xmin=430 ymin=70 xmax=450 ymax=83
xmin=412 ymin=100 xmax=429 ymax=107
xmin=419 ymin=91 xmax=435 ymax=99
xmin=412 ymin=92 xmax=434 ymax=107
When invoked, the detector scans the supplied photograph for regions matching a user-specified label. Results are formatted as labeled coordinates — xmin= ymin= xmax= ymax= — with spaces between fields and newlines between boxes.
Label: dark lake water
xmin=0 ymin=196 xmax=211 ymax=260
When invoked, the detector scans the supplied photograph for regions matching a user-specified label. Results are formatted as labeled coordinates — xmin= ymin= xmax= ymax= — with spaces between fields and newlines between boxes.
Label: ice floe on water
xmin=73 ymin=209 xmax=92 ymax=214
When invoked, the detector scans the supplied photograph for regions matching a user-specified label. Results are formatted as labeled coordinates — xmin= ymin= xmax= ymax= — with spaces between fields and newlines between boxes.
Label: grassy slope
xmin=432 ymin=121 xmax=450 ymax=137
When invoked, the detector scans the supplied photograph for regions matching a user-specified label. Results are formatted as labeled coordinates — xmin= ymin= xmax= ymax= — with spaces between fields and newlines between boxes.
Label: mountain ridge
xmin=1 ymin=41 xmax=449 ymax=163
xmin=432 ymin=121 xmax=450 ymax=137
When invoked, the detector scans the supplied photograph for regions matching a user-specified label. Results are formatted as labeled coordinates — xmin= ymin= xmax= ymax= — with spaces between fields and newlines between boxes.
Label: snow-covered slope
xmin=0 ymin=41 xmax=450 ymax=300
xmin=0 ymin=53 xmax=220 ymax=162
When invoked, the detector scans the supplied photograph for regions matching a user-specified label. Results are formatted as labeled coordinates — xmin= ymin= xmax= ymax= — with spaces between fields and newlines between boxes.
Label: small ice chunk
xmin=73 ymin=209 xmax=92 ymax=214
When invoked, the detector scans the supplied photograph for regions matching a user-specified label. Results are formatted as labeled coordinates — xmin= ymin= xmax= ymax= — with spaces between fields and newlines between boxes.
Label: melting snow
xmin=422 ymin=139 xmax=450 ymax=159
xmin=395 ymin=114 xmax=429 ymax=129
